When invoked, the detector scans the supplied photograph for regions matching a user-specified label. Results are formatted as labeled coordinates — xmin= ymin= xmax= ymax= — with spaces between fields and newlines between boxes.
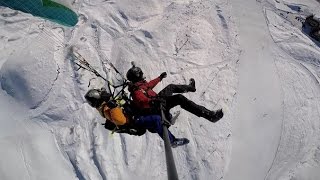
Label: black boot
xmin=165 ymin=94 xmax=223 ymax=122
xmin=171 ymin=138 xmax=189 ymax=148
xmin=189 ymin=78 xmax=196 ymax=92
xmin=202 ymin=109 xmax=224 ymax=123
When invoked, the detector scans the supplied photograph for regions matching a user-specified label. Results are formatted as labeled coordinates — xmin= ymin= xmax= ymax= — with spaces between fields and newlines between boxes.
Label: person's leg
xmin=158 ymin=79 xmax=196 ymax=97
xmin=135 ymin=115 xmax=176 ymax=143
xmin=164 ymin=94 xmax=223 ymax=122
xmin=135 ymin=115 xmax=190 ymax=147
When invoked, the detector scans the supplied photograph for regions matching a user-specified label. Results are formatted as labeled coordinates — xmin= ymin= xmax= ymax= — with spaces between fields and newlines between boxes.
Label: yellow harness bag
xmin=97 ymin=99 xmax=128 ymax=126
xmin=103 ymin=106 xmax=127 ymax=126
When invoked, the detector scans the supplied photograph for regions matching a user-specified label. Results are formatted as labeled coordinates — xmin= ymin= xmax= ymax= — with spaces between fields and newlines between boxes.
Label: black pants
xmin=158 ymin=84 xmax=211 ymax=118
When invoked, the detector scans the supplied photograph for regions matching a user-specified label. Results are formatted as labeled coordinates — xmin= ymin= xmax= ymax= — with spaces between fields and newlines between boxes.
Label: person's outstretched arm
xmin=146 ymin=72 xmax=167 ymax=89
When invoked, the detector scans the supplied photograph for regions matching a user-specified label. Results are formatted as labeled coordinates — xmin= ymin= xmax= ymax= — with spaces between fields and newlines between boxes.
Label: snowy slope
xmin=226 ymin=0 xmax=320 ymax=180
xmin=0 ymin=0 xmax=320 ymax=180
xmin=225 ymin=0 xmax=283 ymax=179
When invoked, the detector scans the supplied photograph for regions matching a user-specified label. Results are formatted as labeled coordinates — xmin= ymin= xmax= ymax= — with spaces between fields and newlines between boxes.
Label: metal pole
xmin=160 ymin=104 xmax=179 ymax=180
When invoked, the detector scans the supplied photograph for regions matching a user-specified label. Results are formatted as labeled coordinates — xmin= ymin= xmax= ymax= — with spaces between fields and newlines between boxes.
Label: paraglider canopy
xmin=0 ymin=0 xmax=78 ymax=26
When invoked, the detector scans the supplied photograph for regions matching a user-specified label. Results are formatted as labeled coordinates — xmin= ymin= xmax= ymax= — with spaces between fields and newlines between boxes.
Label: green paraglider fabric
xmin=0 ymin=0 xmax=78 ymax=26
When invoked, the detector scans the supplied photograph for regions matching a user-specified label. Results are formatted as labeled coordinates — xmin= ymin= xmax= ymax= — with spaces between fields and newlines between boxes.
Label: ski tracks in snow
xmin=226 ymin=0 xmax=283 ymax=179
xmin=261 ymin=0 xmax=320 ymax=179
xmin=227 ymin=0 xmax=320 ymax=179
xmin=265 ymin=56 xmax=320 ymax=180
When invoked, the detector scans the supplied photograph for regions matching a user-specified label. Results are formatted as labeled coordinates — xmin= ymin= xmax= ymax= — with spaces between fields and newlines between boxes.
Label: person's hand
xmin=159 ymin=72 xmax=167 ymax=80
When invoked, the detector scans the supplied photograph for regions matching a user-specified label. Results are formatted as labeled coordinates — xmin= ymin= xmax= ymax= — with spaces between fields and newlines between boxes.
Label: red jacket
xmin=128 ymin=77 xmax=161 ymax=109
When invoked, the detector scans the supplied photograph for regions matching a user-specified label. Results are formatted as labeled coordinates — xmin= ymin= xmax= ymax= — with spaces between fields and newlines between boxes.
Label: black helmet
xmin=84 ymin=88 xmax=112 ymax=108
xmin=126 ymin=66 xmax=144 ymax=82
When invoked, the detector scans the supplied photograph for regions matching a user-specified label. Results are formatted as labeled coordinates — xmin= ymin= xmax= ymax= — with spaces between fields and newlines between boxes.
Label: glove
xmin=159 ymin=72 xmax=167 ymax=80
xmin=106 ymin=100 xmax=117 ymax=109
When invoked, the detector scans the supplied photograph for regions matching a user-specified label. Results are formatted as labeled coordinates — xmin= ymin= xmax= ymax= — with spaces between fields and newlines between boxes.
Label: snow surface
xmin=0 ymin=0 xmax=319 ymax=180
